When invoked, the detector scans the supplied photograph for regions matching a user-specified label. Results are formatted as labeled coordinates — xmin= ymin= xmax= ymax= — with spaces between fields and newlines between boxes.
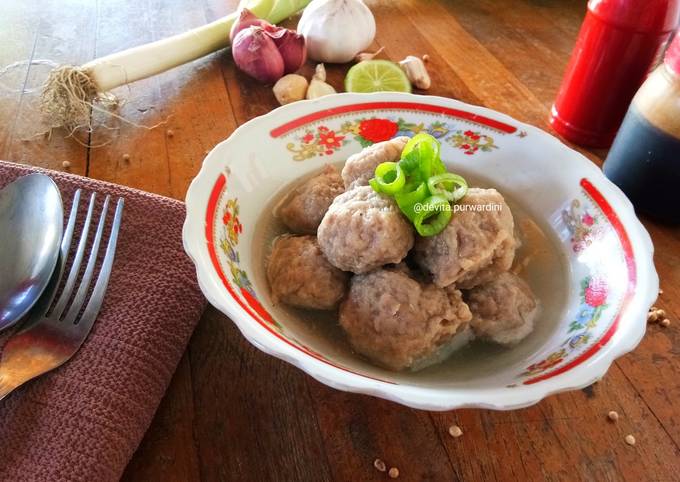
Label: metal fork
xmin=0 ymin=190 xmax=124 ymax=401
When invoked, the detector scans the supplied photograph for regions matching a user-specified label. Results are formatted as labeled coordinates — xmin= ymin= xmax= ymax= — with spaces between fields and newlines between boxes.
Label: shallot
xmin=232 ymin=23 xmax=306 ymax=83
xmin=233 ymin=27 xmax=286 ymax=83
xmin=230 ymin=8 xmax=268 ymax=42
xmin=267 ymin=27 xmax=307 ymax=74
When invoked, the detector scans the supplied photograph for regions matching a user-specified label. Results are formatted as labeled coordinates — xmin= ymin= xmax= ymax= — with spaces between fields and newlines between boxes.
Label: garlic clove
xmin=306 ymin=78 xmax=336 ymax=99
xmin=399 ymin=55 xmax=431 ymax=90
xmin=355 ymin=46 xmax=385 ymax=62
xmin=313 ymin=63 xmax=327 ymax=82
xmin=273 ymin=74 xmax=309 ymax=105
xmin=306 ymin=63 xmax=336 ymax=98
xmin=298 ymin=0 xmax=376 ymax=64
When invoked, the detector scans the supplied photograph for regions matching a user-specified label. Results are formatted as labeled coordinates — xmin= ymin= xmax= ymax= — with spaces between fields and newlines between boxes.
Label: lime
xmin=345 ymin=60 xmax=412 ymax=93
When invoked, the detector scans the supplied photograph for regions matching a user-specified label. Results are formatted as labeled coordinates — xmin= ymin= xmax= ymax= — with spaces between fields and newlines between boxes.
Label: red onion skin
xmin=269 ymin=28 xmax=307 ymax=74
xmin=229 ymin=8 xmax=269 ymax=43
xmin=232 ymin=27 xmax=285 ymax=84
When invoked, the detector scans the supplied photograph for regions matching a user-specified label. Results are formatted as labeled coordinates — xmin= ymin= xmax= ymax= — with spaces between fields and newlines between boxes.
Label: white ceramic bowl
xmin=183 ymin=93 xmax=657 ymax=411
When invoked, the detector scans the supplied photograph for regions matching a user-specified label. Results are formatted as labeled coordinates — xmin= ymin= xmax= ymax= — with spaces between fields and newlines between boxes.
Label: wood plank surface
xmin=0 ymin=0 xmax=678 ymax=481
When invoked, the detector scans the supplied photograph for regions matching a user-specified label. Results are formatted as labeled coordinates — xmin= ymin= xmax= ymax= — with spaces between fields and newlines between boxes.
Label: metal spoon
xmin=0 ymin=174 xmax=63 ymax=332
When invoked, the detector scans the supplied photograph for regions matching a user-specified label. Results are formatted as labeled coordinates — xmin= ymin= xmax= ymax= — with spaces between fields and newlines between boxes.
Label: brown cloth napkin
xmin=0 ymin=160 xmax=206 ymax=481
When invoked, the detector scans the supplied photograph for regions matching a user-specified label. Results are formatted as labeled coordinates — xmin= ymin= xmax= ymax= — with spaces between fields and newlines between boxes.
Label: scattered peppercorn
xmin=122 ymin=153 xmax=130 ymax=162
xmin=166 ymin=129 xmax=174 ymax=137
xmin=625 ymin=434 xmax=636 ymax=446
xmin=448 ymin=425 xmax=463 ymax=438
xmin=62 ymin=160 xmax=71 ymax=169
xmin=373 ymin=459 xmax=386 ymax=472
xmin=388 ymin=467 xmax=400 ymax=479
xmin=607 ymin=411 xmax=619 ymax=422
xmin=422 ymin=54 xmax=430 ymax=62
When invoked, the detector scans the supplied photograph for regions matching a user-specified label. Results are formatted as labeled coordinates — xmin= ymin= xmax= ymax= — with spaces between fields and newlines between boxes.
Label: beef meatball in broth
xmin=341 ymin=136 xmax=409 ymax=189
xmin=414 ymin=188 xmax=515 ymax=288
xmin=339 ymin=267 xmax=472 ymax=370
xmin=466 ymin=272 xmax=538 ymax=345
xmin=278 ymin=165 xmax=344 ymax=234
xmin=318 ymin=186 xmax=414 ymax=273
xmin=456 ymin=235 xmax=516 ymax=289
xmin=266 ymin=235 xmax=349 ymax=310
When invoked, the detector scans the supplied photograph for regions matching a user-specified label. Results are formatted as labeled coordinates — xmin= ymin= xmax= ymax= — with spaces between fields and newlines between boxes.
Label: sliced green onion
xmin=373 ymin=161 xmax=405 ymax=194
xmin=402 ymin=137 xmax=436 ymax=181
xmin=402 ymin=132 xmax=440 ymax=161
xmin=418 ymin=152 xmax=446 ymax=181
xmin=367 ymin=132 xmax=465 ymax=236
xmin=398 ymin=149 xmax=421 ymax=176
xmin=427 ymin=173 xmax=468 ymax=202
xmin=413 ymin=195 xmax=452 ymax=237
xmin=395 ymin=182 xmax=429 ymax=221
xmin=401 ymin=133 xmax=448 ymax=182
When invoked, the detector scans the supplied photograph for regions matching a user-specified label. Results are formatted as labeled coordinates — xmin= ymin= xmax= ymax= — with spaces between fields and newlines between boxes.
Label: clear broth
xmin=251 ymin=164 xmax=570 ymax=386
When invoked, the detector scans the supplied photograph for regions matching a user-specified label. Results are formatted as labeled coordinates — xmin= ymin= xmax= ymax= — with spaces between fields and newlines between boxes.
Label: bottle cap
xmin=589 ymin=0 xmax=680 ymax=33
xmin=665 ymin=34 xmax=680 ymax=76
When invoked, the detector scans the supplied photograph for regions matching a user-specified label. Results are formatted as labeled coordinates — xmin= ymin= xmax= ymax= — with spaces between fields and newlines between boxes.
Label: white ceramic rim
xmin=183 ymin=93 xmax=658 ymax=411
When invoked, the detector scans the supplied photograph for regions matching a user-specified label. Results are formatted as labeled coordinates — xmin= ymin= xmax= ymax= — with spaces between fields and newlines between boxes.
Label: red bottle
xmin=550 ymin=0 xmax=680 ymax=147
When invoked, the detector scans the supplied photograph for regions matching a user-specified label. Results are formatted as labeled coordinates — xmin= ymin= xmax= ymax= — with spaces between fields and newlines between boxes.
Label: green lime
xmin=345 ymin=60 xmax=412 ymax=93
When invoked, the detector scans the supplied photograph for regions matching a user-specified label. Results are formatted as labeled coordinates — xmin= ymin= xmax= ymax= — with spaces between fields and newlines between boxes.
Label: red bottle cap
xmin=589 ymin=0 xmax=680 ymax=33
xmin=665 ymin=34 xmax=680 ymax=76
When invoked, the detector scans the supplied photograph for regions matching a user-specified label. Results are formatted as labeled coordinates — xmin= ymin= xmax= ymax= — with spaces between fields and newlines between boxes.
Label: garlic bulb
xmin=298 ymin=0 xmax=376 ymax=63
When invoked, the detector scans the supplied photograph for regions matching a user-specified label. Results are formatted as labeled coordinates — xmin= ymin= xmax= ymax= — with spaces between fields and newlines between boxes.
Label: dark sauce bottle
xmin=603 ymin=34 xmax=680 ymax=224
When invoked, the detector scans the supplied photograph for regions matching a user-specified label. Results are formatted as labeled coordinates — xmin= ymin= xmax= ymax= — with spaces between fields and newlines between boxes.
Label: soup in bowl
xmin=183 ymin=93 xmax=657 ymax=411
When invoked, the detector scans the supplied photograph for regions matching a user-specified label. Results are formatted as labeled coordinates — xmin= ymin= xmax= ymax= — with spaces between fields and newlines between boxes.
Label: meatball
xmin=414 ymin=188 xmax=515 ymax=288
xmin=318 ymin=186 xmax=414 ymax=273
xmin=456 ymin=235 xmax=516 ymax=289
xmin=278 ymin=165 xmax=344 ymax=234
xmin=339 ymin=267 xmax=472 ymax=370
xmin=341 ymin=136 xmax=409 ymax=189
xmin=466 ymin=272 xmax=538 ymax=345
xmin=266 ymin=235 xmax=349 ymax=310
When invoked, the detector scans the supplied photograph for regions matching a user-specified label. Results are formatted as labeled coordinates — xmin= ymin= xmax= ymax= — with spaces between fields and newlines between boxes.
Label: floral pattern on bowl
xmin=286 ymin=117 xmax=503 ymax=160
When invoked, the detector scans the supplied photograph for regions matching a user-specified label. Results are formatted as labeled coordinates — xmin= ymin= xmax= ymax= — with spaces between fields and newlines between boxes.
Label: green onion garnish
xmin=427 ymin=173 xmax=468 ymax=202
xmin=402 ymin=132 xmax=440 ymax=162
xmin=400 ymin=133 xmax=446 ymax=181
xmin=372 ymin=161 xmax=405 ymax=194
xmin=368 ymin=133 xmax=467 ymax=236
xmin=413 ymin=195 xmax=453 ymax=237
xmin=395 ymin=181 xmax=429 ymax=222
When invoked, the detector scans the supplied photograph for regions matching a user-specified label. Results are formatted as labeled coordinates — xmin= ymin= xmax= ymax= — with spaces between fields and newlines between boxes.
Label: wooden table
xmin=2 ymin=1 xmax=679 ymax=480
